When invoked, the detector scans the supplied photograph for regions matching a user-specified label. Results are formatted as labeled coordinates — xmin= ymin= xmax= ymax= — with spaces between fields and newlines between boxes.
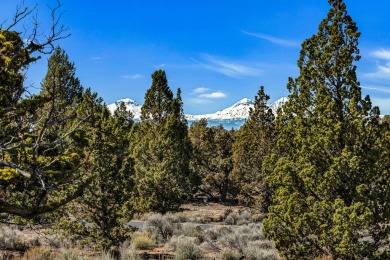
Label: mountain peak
xmin=107 ymin=98 xmax=142 ymax=118
xmin=107 ymin=96 xmax=288 ymax=124
xmin=235 ymin=98 xmax=253 ymax=106
xmin=114 ymin=98 xmax=139 ymax=106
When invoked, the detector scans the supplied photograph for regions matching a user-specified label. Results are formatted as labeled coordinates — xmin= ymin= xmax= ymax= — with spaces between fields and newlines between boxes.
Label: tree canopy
xmin=263 ymin=0 xmax=389 ymax=258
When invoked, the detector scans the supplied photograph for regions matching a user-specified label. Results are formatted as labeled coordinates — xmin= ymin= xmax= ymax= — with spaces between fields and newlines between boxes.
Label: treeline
xmin=1 ymin=0 xmax=389 ymax=259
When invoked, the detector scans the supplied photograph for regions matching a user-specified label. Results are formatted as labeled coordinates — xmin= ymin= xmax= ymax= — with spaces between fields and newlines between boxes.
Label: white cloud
xmin=361 ymin=85 xmax=390 ymax=94
xmin=372 ymin=49 xmax=390 ymax=61
xmin=199 ymin=91 xmax=227 ymax=99
xmin=364 ymin=62 xmax=390 ymax=79
xmin=242 ymin=31 xmax=300 ymax=47
xmin=192 ymin=87 xmax=210 ymax=94
xmin=123 ymin=74 xmax=143 ymax=79
xmin=364 ymin=49 xmax=390 ymax=79
xmin=200 ymin=54 xmax=262 ymax=78
xmin=91 ymin=56 xmax=102 ymax=60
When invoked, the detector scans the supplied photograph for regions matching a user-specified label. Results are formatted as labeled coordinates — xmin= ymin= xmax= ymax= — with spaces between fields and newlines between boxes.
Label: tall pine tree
xmin=131 ymin=70 xmax=192 ymax=213
xmin=231 ymin=86 xmax=275 ymax=210
xmin=263 ymin=1 xmax=389 ymax=259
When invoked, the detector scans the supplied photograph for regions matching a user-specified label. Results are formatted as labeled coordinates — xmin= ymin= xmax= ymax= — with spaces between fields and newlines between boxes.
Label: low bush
xmin=220 ymin=249 xmax=242 ymax=260
xmin=22 ymin=246 xmax=52 ymax=260
xmin=243 ymin=244 xmax=279 ymax=260
xmin=181 ymin=224 xmax=205 ymax=243
xmin=165 ymin=235 xmax=199 ymax=251
xmin=95 ymin=251 xmax=114 ymax=260
xmin=131 ymin=232 xmax=156 ymax=250
xmin=224 ymin=210 xmax=252 ymax=225
xmin=55 ymin=247 xmax=84 ymax=260
xmin=119 ymin=242 xmax=140 ymax=260
xmin=0 ymin=226 xmax=31 ymax=251
xmin=144 ymin=214 xmax=181 ymax=243
xmin=173 ymin=236 xmax=203 ymax=260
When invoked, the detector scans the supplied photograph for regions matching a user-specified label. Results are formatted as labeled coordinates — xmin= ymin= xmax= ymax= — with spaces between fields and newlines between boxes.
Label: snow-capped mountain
xmin=186 ymin=97 xmax=288 ymax=121
xmin=107 ymin=98 xmax=142 ymax=119
xmin=269 ymin=97 xmax=289 ymax=112
xmin=107 ymin=97 xmax=288 ymax=124
xmin=186 ymin=98 xmax=253 ymax=121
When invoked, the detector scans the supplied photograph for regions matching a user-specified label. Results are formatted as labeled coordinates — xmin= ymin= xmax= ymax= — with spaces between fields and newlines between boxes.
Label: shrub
xmin=0 ymin=226 xmax=30 ymax=251
xmin=144 ymin=214 xmax=181 ymax=243
xmin=131 ymin=232 xmax=156 ymax=250
xmin=224 ymin=211 xmax=252 ymax=225
xmin=22 ymin=246 xmax=52 ymax=260
xmin=119 ymin=242 xmax=140 ymax=260
xmin=243 ymin=244 xmax=279 ymax=260
xmin=224 ymin=208 xmax=233 ymax=219
xmin=165 ymin=235 xmax=199 ymax=251
xmin=218 ymin=224 xmax=263 ymax=253
xmin=181 ymin=224 xmax=205 ymax=243
xmin=55 ymin=247 xmax=84 ymax=260
xmin=95 ymin=251 xmax=114 ymax=260
xmin=221 ymin=249 xmax=242 ymax=260
xmin=174 ymin=236 xmax=203 ymax=260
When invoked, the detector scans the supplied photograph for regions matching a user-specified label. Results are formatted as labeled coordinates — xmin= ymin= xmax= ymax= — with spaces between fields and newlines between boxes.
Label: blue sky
xmin=2 ymin=0 xmax=390 ymax=114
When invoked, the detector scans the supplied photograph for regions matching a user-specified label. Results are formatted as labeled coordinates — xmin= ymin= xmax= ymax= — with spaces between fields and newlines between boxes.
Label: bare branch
xmin=3 ymin=1 xmax=36 ymax=31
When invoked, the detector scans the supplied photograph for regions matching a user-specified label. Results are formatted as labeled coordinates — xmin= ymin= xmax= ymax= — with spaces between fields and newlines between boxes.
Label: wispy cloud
xmin=361 ymin=85 xmax=390 ymax=94
xmin=372 ymin=49 xmax=390 ymax=61
xmin=364 ymin=49 xmax=390 ymax=79
xmin=242 ymin=30 xmax=300 ymax=47
xmin=199 ymin=91 xmax=227 ymax=99
xmin=91 ymin=56 xmax=102 ymax=60
xmin=199 ymin=54 xmax=262 ymax=78
xmin=192 ymin=87 xmax=210 ymax=94
xmin=123 ymin=74 xmax=143 ymax=79
xmin=364 ymin=63 xmax=390 ymax=79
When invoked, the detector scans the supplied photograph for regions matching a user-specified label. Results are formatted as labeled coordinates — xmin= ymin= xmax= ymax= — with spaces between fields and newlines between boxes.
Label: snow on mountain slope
xmin=107 ymin=97 xmax=289 ymax=121
xmin=107 ymin=98 xmax=142 ymax=119
xmin=186 ymin=98 xmax=253 ymax=120
xmin=186 ymin=97 xmax=288 ymax=121
xmin=269 ymin=97 xmax=289 ymax=112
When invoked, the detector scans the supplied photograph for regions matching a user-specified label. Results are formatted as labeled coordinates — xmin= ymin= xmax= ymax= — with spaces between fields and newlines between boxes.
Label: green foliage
xmin=231 ymin=86 xmax=275 ymax=210
xmin=131 ymin=232 xmax=156 ymax=250
xmin=189 ymin=120 xmax=235 ymax=201
xmin=56 ymin=103 xmax=135 ymax=250
xmin=131 ymin=70 xmax=192 ymax=213
xmin=263 ymin=0 xmax=390 ymax=259
xmin=0 ymin=44 xmax=99 ymax=219
xmin=0 ymin=30 xmax=38 ymax=110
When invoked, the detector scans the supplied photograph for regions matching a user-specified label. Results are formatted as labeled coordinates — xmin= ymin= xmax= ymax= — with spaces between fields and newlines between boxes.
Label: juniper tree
xmin=231 ymin=86 xmax=275 ymax=210
xmin=263 ymin=0 xmax=389 ymax=259
xmin=189 ymin=120 xmax=235 ymax=201
xmin=131 ymin=70 xmax=192 ymax=213
xmin=58 ymin=103 xmax=135 ymax=250
xmin=0 ymin=44 xmax=98 ymax=218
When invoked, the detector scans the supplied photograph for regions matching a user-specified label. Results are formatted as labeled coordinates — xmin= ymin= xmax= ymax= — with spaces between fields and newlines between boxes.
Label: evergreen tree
xmin=0 ymin=45 xmax=98 ymax=218
xmin=263 ymin=0 xmax=389 ymax=259
xmin=58 ymin=103 xmax=135 ymax=250
xmin=189 ymin=120 xmax=234 ymax=201
xmin=41 ymin=47 xmax=83 ymax=107
xmin=231 ymin=86 xmax=275 ymax=210
xmin=131 ymin=70 xmax=192 ymax=213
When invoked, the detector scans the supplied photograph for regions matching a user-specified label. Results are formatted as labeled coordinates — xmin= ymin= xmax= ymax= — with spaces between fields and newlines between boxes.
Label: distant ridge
xmin=107 ymin=97 xmax=289 ymax=127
